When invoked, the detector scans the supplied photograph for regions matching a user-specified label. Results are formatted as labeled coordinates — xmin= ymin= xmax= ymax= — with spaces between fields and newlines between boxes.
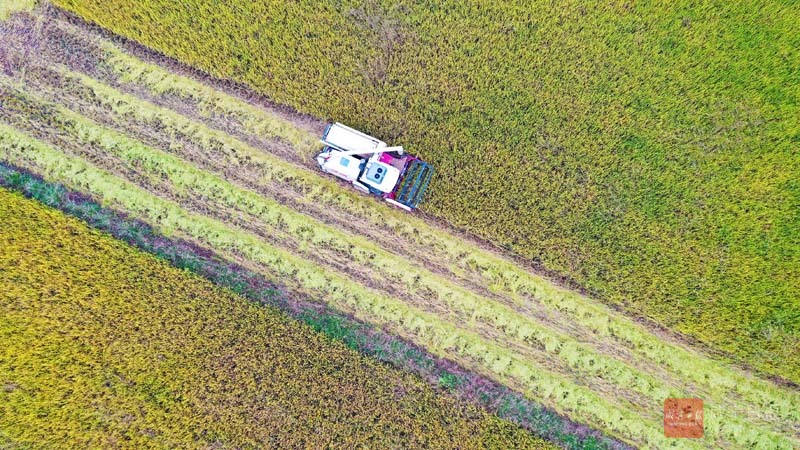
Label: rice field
xmin=0 ymin=8 xmax=798 ymax=449
xmin=0 ymin=163 xmax=628 ymax=450
xmin=50 ymin=0 xmax=800 ymax=387
xmin=0 ymin=187 xmax=550 ymax=449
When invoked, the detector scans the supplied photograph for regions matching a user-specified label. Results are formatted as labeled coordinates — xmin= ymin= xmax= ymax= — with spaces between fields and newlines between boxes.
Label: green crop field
xmin=51 ymin=0 xmax=800 ymax=386
xmin=0 ymin=7 xmax=798 ymax=448
xmin=0 ymin=187 xmax=551 ymax=449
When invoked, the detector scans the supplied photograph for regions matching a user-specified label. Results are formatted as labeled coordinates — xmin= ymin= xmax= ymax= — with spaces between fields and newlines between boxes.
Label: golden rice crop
xmin=0 ymin=187 xmax=550 ymax=449
xmin=51 ymin=0 xmax=800 ymax=385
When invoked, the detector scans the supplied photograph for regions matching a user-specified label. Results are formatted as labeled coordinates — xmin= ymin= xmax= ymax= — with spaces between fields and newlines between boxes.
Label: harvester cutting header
xmin=316 ymin=123 xmax=434 ymax=211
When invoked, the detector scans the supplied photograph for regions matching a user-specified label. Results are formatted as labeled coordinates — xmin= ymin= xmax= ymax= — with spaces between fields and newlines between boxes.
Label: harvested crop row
xmin=6 ymin=57 xmax=798 ymax=437
xmin=23 ymin=11 xmax=321 ymax=157
xmin=0 ymin=187 xmax=551 ymax=449
xmin=3 ymin=123 xmax=799 ymax=449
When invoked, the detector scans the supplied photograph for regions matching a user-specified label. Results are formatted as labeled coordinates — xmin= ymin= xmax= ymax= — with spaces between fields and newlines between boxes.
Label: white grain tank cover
xmin=322 ymin=122 xmax=385 ymax=153
xmin=321 ymin=152 xmax=363 ymax=183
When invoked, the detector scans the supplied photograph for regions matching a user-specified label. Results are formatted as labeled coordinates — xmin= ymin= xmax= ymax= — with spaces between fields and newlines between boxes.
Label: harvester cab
xmin=316 ymin=122 xmax=434 ymax=211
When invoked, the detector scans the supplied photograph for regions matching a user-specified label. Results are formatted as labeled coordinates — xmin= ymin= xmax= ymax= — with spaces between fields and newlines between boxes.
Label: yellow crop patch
xmin=0 ymin=188 xmax=549 ymax=449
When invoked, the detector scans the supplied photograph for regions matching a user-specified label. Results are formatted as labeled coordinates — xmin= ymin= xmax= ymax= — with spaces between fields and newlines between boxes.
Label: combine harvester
xmin=316 ymin=123 xmax=434 ymax=211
